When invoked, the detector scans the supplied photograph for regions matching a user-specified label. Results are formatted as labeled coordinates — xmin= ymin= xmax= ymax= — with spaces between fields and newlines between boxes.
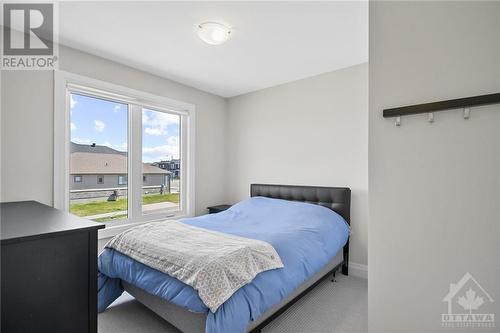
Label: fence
xmin=70 ymin=185 xmax=178 ymax=200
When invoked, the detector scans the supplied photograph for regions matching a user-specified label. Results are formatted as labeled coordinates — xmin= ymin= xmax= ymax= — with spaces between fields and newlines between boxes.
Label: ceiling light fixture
xmin=197 ymin=22 xmax=231 ymax=45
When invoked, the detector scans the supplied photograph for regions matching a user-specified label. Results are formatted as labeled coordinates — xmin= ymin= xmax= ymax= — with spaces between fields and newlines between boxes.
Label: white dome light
xmin=197 ymin=22 xmax=231 ymax=45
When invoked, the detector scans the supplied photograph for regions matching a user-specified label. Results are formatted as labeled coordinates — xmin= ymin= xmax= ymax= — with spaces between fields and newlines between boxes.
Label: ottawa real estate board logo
xmin=442 ymin=272 xmax=495 ymax=328
xmin=1 ymin=3 xmax=58 ymax=70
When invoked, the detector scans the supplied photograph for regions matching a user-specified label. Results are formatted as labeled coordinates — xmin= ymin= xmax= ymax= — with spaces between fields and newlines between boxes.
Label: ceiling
xmin=58 ymin=2 xmax=368 ymax=98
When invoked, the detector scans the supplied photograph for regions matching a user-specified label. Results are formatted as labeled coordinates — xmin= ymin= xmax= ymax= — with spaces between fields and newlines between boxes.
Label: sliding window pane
xmin=142 ymin=109 xmax=181 ymax=215
xmin=69 ymin=93 xmax=128 ymax=222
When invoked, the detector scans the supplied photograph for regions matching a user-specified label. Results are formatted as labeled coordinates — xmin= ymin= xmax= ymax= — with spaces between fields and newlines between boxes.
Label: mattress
xmin=123 ymin=250 xmax=344 ymax=333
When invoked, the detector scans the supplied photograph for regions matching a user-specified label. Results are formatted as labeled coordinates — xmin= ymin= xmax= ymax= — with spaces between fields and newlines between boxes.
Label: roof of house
xmin=70 ymin=142 xmax=170 ymax=175
xmin=71 ymin=142 xmax=127 ymax=156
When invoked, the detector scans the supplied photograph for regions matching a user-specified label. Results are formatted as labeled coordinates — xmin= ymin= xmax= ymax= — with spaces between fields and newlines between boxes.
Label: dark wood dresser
xmin=1 ymin=201 xmax=105 ymax=333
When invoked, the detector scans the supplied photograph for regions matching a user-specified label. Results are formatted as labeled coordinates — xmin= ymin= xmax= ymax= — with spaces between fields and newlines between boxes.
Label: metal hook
xmin=427 ymin=112 xmax=434 ymax=123
xmin=463 ymin=108 xmax=470 ymax=119
xmin=395 ymin=116 xmax=401 ymax=126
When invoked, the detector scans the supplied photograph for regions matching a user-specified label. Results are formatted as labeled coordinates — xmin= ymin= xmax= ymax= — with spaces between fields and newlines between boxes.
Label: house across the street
xmin=153 ymin=159 xmax=180 ymax=178
xmin=70 ymin=142 xmax=171 ymax=194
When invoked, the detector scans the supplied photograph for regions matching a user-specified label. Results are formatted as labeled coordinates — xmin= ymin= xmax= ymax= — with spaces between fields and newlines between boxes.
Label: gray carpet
xmin=98 ymin=274 xmax=367 ymax=333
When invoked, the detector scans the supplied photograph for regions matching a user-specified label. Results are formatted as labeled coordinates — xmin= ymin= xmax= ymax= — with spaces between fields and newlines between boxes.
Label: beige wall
xmin=227 ymin=63 xmax=368 ymax=266
xmin=369 ymin=2 xmax=500 ymax=332
xmin=1 ymin=45 xmax=228 ymax=216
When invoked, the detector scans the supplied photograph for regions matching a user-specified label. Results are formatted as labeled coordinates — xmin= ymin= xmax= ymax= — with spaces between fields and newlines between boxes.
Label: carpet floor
xmin=98 ymin=274 xmax=367 ymax=333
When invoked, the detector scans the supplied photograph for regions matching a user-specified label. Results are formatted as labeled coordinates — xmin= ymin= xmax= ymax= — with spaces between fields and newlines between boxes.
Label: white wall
xmin=1 ymin=45 xmax=228 ymax=216
xmin=2 ymin=70 xmax=55 ymax=205
xmin=369 ymin=2 xmax=500 ymax=332
xmin=227 ymin=63 xmax=368 ymax=267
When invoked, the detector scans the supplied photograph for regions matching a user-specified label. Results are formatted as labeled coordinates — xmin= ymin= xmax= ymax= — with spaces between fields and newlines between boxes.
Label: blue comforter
xmin=98 ymin=197 xmax=349 ymax=333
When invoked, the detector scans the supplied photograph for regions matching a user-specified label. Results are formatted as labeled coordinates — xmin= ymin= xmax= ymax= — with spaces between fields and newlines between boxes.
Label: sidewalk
xmin=85 ymin=201 xmax=179 ymax=220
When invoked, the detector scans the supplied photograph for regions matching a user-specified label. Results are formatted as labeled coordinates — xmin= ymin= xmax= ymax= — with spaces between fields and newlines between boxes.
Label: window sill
xmin=98 ymin=214 xmax=190 ymax=239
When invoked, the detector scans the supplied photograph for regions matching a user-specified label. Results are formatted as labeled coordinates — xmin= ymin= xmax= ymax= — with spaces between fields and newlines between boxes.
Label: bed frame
xmin=125 ymin=183 xmax=351 ymax=333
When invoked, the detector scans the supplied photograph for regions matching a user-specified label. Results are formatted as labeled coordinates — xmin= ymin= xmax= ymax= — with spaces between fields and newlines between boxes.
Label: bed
xmin=99 ymin=184 xmax=351 ymax=333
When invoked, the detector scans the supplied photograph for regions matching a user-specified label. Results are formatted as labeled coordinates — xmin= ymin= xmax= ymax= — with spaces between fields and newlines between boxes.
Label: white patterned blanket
xmin=105 ymin=221 xmax=284 ymax=312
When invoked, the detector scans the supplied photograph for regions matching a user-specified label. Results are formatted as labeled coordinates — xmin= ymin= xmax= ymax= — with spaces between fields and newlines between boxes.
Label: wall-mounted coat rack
xmin=383 ymin=93 xmax=500 ymax=126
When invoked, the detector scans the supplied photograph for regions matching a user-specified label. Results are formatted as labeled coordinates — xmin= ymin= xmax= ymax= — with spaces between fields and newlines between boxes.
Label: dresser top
xmin=1 ymin=201 xmax=105 ymax=244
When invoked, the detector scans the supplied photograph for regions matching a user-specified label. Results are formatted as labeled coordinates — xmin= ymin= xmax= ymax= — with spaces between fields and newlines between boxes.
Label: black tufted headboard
xmin=250 ymin=183 xmax=351 ymax=225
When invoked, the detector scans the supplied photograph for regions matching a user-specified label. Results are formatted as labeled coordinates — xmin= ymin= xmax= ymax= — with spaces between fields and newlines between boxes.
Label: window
xmin=55 ymin=71 xmax=195 ymax=231
xmin=142 ymin=109 xmax=180 ymax=215
xmin=118 ymin=175 xmax=128 ymax=185
xmin=69 ymin=93 xmax=128 ymax=221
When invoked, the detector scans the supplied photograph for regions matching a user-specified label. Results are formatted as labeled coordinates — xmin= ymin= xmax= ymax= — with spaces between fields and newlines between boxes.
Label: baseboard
xmin=348 ymin=262 xmax=368 ymax=279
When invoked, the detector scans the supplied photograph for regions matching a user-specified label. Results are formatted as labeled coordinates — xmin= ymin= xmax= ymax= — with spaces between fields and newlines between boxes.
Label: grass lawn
xmin=143 ymin=193 xmax=179 ymax=205
xmin=70 ymin=193 xmax=180 ymax=217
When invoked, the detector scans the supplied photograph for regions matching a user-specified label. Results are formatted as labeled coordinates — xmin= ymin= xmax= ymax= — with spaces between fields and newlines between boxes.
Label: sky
xmin=70 ymin=93 xmax=180 ymax=163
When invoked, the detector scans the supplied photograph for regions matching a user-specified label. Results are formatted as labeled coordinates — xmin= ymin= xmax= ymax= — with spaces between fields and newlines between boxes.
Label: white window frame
xmin=54 ymin=71 xmax=196 ymax=238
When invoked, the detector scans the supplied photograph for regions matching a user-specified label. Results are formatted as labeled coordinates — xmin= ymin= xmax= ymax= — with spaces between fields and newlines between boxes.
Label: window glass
xmin=118 ymin=175 xmax=128 ymax=185
xmin=69 ymin=93 xmax=128 ymax=222
xmin=142 ymin=109 xmax=181 ymax=215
